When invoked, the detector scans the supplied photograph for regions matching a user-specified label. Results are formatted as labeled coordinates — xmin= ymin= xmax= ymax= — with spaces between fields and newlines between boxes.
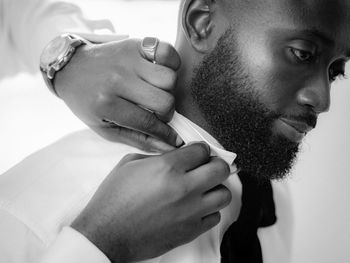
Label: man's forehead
xmin=232 ymin=0 xmax=350 ymax=55
xmin=288 ymin=0 xmax=350 ymax=26
xmin=237 ymin=0 xmax=350 ymax=24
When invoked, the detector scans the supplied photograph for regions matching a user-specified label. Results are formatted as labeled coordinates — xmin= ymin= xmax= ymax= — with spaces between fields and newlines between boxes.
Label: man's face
xmin=189 ymin=0 xmax=350 ymax=181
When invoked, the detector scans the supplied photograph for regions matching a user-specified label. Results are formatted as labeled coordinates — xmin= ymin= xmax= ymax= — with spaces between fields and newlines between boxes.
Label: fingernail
xmin=188 ymin=141 xmax=210 ymax=154
xmin=175 ymin=135 xmax=184 ymax=147
xmin=199 ymin=141 xmax=211 ymax=154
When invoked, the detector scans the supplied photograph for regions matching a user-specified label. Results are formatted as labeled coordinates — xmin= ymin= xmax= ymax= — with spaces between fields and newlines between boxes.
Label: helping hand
xmin=55 ymin=37 xmax=182 ymax=153
xmin=71 ymin=142 xmax=232 ymax=262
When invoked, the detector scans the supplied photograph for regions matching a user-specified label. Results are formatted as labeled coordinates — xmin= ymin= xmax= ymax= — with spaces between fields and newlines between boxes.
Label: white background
xmin=1 ymin=0 xmax=349 ymax=262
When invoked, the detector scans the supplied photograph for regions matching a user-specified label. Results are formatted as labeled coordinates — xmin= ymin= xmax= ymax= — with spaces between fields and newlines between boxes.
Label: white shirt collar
xmin=169 ymin=112 xmax=238 ymax=173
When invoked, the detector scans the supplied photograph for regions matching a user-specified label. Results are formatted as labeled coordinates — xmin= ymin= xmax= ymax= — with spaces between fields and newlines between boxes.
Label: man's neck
xmin=174 ymin=94 xmax=215 ymax=138
xmin=174 ymin=48 xmax=215 ymax=138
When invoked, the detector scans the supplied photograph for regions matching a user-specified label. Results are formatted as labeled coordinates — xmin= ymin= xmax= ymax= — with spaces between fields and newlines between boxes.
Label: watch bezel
xmin=40 ymin=35 xmax=73 ymax=71
xmin=39 ymin=33 xmax=87 ymax=97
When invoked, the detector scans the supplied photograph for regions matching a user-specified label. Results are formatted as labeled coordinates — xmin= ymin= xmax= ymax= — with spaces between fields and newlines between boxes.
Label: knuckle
xmin=175 ymin=181 xmax=191 ymax=198
xmin=141 ymin=113 xmax=157 ymax=131
xmin=136 ymin=140 xmax=154 ymax=153
xmin=128 ymin=38 xmax=140 ymax=49
xmin=220 ymin=188 xmax=232 ymax=206
xmin=157 ymin=166 xmax=189 ymax=198
xmin=155 ymin=160 xmax=189 ymax=195
xmin=120 ymin=38 xmax=138 ymax=55
xmin=158 ymin=94 xmax=175 ymax=116
xmin=169 ymin=178 xmax=193 ymax=203
xmin=159 ymin=43 xmax=173 ymax=59
xmin=168 ymin=71 xmax=177 ymax=84
xmin=158 ymin=108 xmax=174 ymax=123
xmin=205 ymin=213 xmax=221 ymax=229
xmin=95 ymin=91 xmax=110 ymax=105
xmin=193 ymin=143 xmax=210 ymax=158
xmin=162 ymin=70 xmax=177 ymax=88
xmin=107 ymin=72 xmax=124 ymax=88
xmin=142 ymin=135 xmax=163 ymax=151
xmin=212 ymin=212 xmax=222 ymax=225
xmin=157 ymin=156 xmax=174 ymax=173
xmin=162 ymin=126 xmax=173 ymax=141
xmin=94 ymin=94 xmax=113 ymax=116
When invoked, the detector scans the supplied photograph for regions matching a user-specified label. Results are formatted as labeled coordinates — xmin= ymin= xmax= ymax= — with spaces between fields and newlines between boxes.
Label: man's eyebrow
xmin=298 ymin=28 xmax=335 ymax=47
xmin=299 ymin=28 xmax=350 ymax=58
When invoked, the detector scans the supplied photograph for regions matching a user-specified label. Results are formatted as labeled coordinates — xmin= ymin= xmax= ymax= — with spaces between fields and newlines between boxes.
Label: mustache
xmin=282 ymin=113 xmax=318 ymax=128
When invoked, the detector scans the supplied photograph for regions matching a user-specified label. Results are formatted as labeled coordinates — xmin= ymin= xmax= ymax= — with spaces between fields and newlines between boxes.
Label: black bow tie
xmin=220 ymin=172 xmax=277 ymax=263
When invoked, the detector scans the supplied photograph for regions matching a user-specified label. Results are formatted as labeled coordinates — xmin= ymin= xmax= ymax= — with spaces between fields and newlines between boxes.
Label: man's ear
xmin=183 ymin=0 xmax=216 ymax=53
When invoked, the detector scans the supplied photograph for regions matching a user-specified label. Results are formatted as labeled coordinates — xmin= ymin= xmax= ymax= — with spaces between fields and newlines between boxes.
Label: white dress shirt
xmin=0 ymin=0 xmax=113 ymax=79
xmin=0 ymin=112 xmax=294 ymax=263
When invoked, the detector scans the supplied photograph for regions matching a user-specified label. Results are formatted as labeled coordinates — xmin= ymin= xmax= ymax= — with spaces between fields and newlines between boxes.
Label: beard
xmin=190 ymin=28 xmax=300 ymax=181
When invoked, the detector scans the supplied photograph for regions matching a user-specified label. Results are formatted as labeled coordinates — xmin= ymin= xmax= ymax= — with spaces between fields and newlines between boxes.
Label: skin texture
xmin=55 ymin=37 xmax=184 ymax=153
xmin=188 ymin=29 xmax=300 ymax=180
xmin=72 ymin=0 xmax=350 ymax=261
xmin=72 ymin=143 xmax=232 ymax=262
xmin=174 ymin=0 xmax=350 ymax=179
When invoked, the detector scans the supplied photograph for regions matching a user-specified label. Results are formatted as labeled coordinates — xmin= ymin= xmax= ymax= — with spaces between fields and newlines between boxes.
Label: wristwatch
xmin=40 ymin=33 xmax=89 ymax=97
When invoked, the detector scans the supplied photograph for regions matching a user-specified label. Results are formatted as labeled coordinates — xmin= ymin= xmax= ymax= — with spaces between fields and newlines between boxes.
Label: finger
xmin=136 ymin=60 xmax=177 ymax=91
xmin=95 ymin=125 xmax=176 ymax=153
xmin=114 ymin=79 xmax=175 ymax=121
xmin=188 ymin=157 xmax=231 ymax=192
xmin=161 ymin=142 xmax=211 ymax=172
xmin=78 ymin=33 xmax=128 ymax=43
xmin=201 ymin=185 xmax=232 ymax=217
xmin=155 ymin=41 xmax=181 ymax=70
xmin=97 ymin=97 xmax=183 ymax=147
xmin=200 ymin=212 xmax=221 ymax=233
xmin=139 ymin=39 xmax=181 ymax=70
xmin=117 ymin=153 xmax=150 ymax=167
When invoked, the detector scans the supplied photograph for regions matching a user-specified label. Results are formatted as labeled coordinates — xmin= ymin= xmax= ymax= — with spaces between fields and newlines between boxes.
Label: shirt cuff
xmin=40 ymin=227 xmax=111 ymax=263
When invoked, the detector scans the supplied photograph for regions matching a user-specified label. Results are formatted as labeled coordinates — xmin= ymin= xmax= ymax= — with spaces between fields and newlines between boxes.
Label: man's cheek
xmin=258 ymin=64 xmax=304 ymax=114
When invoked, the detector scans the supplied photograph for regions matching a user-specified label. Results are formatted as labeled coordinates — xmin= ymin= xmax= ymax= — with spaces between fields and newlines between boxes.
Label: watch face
xmin=40 ymin=36 xmax=70 ymax=69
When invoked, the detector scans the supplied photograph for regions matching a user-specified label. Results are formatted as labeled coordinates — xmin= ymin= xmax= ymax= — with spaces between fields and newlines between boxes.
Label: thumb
xmin=117 ymin=153 xmax=151 ymax=167
xmin=139 ymin=38 xmax=181 ymax=70
xmin=94 ymin=125 xmax=177 ymax=153
xmin=77 ymin=33 xmax=129 ymax=44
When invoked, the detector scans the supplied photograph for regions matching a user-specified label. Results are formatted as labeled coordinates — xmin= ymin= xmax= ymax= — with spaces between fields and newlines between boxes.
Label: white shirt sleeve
xmin=0 ymin=0 xmax=114 ymax=79
xmin=0 ymin=208 xmax=47 ymax=263
xmin=0 ymin=207 xmax=111 ymax=263
xmin=40 ymin=227 xmax=111 ymax=263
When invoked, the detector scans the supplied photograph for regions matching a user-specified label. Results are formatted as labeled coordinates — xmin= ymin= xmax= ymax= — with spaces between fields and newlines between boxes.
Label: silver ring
xmin=141 ymin=37 xmax=160 ymax=63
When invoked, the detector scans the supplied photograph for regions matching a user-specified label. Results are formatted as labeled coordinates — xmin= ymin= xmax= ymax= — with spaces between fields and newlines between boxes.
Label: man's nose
xmin=296 ymin=75 xmax=331 ymax=113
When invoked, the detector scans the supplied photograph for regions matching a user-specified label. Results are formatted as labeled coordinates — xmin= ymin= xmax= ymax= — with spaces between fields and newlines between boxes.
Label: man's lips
xmin=275 ymin=116 xmax=316 ymax=143
xmin=280 ymin=117 xmax=314 ymax=134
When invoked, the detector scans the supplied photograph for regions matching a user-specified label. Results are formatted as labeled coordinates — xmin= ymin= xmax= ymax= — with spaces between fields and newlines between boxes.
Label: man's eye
xmin=290 ymin=48 xmax=314 ymax=62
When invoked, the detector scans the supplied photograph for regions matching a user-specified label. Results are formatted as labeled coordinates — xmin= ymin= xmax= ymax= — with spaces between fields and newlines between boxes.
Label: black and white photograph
xmin=1 ymin=0 xmax=350 ymax=262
